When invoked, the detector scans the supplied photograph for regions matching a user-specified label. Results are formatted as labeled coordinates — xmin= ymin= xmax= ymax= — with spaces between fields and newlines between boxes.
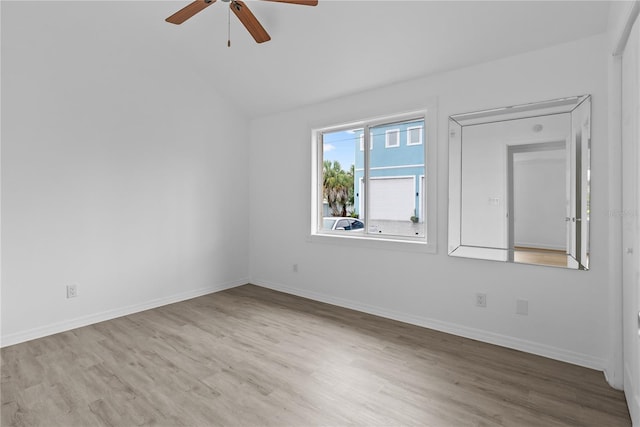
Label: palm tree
xmin=323 ymin=160 xmax=354 ymax=217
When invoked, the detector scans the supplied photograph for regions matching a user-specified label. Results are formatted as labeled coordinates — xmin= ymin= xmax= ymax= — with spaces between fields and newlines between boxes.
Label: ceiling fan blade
xmin=166 ymin=0 xmax=216 ymax=25
xmin=231 ymin=1 xmax=271 ymax=44
xmin=260 ymin=0 xmax=318 ymax=5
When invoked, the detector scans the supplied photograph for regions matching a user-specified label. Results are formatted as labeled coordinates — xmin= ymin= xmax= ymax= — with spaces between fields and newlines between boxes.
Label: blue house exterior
xmin=353 ymin=119 xmax=425 ymax=223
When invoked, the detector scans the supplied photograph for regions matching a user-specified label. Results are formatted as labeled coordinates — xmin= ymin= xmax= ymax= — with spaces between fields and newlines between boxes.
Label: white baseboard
xmin=252 ymin=279 xmax=606 ymax=371
xmin=0 ymin=278 xmax=248 ymax=348
xmin=604 ymin=366 xmax=625 ymax=391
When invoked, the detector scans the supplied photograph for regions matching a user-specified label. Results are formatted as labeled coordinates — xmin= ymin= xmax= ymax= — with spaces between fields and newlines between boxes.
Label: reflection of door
xmin=622 ymin=15 xmax=640 ymax=424
xmin=507 ymin=141 xmax=567 ymax=260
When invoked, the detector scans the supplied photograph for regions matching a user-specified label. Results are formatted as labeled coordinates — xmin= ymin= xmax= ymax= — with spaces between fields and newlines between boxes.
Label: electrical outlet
xmin=66 ymin=285 xmax=77 ymax=299
xmin=475 ymin=293 xmax=487 ymax=308
xmin=293 ymin=264 xmax=298 ymax=273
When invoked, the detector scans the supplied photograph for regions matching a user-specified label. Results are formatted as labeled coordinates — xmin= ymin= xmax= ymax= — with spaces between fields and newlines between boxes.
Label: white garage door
xmin=369 ymin=177 xmax=415 ymax=221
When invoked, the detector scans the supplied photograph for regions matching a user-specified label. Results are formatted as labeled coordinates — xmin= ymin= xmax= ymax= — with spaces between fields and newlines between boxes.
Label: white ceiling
xmin=7 ymin=1 xmax=612 ymax=119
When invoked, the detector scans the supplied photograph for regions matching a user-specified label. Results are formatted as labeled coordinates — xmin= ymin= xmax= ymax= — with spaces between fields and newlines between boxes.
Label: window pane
xmin=368 ymin=119 xmax=425 ymax=238
xmin=408 ymin=126 xmax=422 ymax=145
xmin=385 ymin=129 xmax=400 ymax=147
xmin=322 ymin=128 xmax=358 ymax=221
xmin=322 ymin=218 xmax=336 ymax=230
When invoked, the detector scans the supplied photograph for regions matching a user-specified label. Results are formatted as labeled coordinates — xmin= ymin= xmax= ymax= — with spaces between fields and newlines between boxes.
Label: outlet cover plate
xmin=66 ymin=285 xmax=77 ymax=298
xmin=475 ymin=293 xmax=487 ymax=308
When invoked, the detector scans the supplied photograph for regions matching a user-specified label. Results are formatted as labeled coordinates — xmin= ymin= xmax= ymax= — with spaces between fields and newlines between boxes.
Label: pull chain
xmin=227 ymin=3 xmax=231 ymax=47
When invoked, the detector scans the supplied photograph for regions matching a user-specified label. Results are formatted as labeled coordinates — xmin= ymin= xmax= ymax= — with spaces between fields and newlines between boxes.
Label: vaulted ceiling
xmin=4 ymin=1 xmax=611 ymax=118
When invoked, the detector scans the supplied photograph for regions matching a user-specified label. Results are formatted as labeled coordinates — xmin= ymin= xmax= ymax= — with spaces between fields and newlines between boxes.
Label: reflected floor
xmin=514 ymin=246 xmax=567 ymax=267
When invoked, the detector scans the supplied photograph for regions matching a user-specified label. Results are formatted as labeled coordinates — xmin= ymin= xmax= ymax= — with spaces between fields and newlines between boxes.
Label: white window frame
xmin=310 ymin=105 xmax=437 ymax=253
xmin=407 ymin=125 xmax=423 ymax=146
xmin=385 ymin=129 xmax=401 ymax=148
xmin=359 ymin=133 xmax=373 ymax=151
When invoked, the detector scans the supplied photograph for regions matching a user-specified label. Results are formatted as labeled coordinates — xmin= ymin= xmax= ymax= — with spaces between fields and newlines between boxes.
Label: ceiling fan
xmin=165 ymin=0 xmax=318 ymax=44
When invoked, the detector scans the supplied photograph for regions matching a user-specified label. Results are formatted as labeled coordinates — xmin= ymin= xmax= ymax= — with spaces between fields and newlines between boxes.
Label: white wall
xmin=249 ymin=34 xmax=611 ymax=370
xmin=1 ymin=2 xmax=250 ymax=345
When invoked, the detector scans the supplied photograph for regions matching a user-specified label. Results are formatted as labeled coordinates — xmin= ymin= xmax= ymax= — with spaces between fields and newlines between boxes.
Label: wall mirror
xmin=448 ymin=95 xmax=591 ymax=270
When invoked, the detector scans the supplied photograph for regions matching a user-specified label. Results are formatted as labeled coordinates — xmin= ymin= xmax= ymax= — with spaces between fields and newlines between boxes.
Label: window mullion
xmin=318 ymin=132 xmax=324 ymax=232
xmin=364 ymin=124 xmax=370 ymax=233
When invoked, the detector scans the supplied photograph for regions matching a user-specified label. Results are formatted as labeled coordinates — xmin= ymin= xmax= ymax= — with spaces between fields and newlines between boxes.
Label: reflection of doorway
xmin=507 ymin=141 xmax=568 ymax=267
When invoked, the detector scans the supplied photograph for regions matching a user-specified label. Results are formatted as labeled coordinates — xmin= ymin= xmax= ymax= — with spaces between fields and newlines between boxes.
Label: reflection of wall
xmin=460 ymin=115 xmax=569 ymax=249
xmin=514 ymin=155 xmax=566 ymax=250
xmin=460 ymin=129 xmax=506 ymax=248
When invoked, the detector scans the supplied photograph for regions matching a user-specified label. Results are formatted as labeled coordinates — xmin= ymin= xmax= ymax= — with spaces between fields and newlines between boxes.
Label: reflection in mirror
xmin=448 ymin=95 xmax=591 ymax=269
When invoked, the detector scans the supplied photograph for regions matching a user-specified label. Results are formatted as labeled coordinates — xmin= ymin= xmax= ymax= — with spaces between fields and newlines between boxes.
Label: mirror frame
xmin=447 ymin=95 xmax=591 ymax=269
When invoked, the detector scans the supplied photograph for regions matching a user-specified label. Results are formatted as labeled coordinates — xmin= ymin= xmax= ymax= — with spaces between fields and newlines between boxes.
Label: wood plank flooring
xmin=514 ymin=247 xmax=568 ymax=268
xmin=1 ymin=284 xmax=631 ymax=426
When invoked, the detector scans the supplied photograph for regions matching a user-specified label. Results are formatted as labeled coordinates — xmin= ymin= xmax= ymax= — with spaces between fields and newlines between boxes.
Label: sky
xmin=322 ymin=129 xmax=358 ymax=171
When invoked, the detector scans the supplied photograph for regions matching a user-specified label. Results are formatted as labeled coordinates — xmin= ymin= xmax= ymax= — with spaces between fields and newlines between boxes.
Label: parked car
xmin=323 ymin=217 xmax=364 ymax=231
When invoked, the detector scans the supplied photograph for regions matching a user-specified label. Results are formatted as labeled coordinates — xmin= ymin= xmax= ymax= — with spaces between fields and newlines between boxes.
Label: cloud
xmin=323 ymin=143 xmax=336 ymax=152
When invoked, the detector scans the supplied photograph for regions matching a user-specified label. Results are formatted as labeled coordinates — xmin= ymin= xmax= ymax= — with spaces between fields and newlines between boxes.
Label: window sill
xmin=307 ymin=232 xmax=437 ymax=254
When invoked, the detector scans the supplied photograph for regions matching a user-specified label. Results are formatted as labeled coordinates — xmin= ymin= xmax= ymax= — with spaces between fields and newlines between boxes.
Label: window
xmin=407 ymin=125 xmax=423 ymax=145
xmin=313 ymin=108 xmax=436 ymax=249
xmin=385 ymin=129 xmax=400 ymax=148
xmin=359 ymin=132 xmax=373 ymax=151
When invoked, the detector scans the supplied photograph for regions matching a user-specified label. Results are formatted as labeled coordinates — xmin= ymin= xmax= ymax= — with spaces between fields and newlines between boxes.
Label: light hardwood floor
xmin=1 ymin=284 xmax=631 ymax=426
xmin=514 ymin=247 xmax=568 ymax=268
